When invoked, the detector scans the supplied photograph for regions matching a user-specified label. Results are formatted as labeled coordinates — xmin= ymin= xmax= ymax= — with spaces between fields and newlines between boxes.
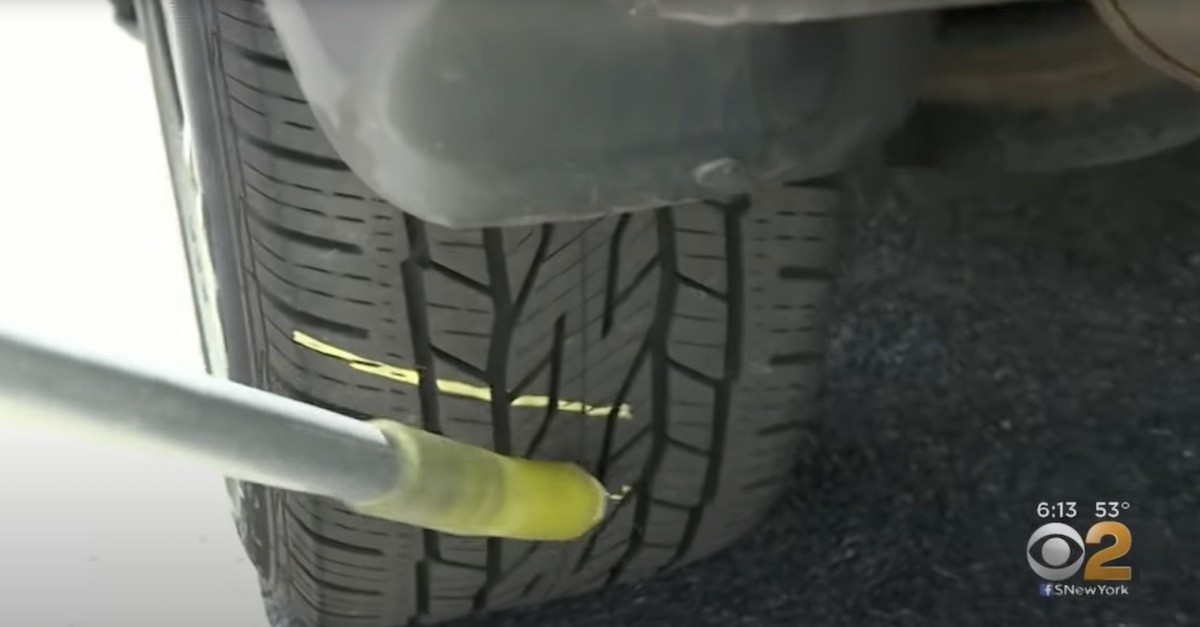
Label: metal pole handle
xmin=0 ymin=322 xmax=397 ymax=503
xmin=0 ymin=322 xmax=608 ymax=540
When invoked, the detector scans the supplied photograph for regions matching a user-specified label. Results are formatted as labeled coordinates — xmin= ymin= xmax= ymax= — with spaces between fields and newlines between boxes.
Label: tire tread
xmin=204 ymin=2 xmax=837 ymax=624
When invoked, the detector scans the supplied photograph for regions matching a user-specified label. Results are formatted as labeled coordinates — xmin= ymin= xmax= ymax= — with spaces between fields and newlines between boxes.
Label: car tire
xmin=138 ymin=0 xmax=926 ymax=624
xmin=888 ymin=1 xmax=1200 ymax=172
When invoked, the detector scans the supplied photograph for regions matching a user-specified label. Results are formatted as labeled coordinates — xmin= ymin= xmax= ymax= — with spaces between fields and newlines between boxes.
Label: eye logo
xmin=1027 ymin=523 xmax=1086 ymax=581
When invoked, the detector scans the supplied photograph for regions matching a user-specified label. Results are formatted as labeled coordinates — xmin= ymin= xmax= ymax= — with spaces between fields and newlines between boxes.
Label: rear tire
xmin=888 ymin=1 xmax=1200 ymax=172
xmin=147 ymin=1 xmax=904 ymax=625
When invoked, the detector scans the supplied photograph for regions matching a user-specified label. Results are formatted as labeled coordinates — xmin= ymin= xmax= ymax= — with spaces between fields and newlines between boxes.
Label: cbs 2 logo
xmin=1027 ymin=522 xmax=1132 ymax=582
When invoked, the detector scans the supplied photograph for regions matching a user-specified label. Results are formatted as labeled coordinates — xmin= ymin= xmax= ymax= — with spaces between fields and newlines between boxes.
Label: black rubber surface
xmin=891 ymin=79 xmax=1200 ymax=173
xmin=190 ymin=1 xmax=851 ymax=624
xmin=376 ymin=142 xmax=1197 ymax=627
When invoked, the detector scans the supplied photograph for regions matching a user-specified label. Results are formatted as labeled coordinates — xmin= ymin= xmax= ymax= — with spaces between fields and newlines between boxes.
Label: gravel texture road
xmin=451 ymin=143 xmax=1200 ymax=627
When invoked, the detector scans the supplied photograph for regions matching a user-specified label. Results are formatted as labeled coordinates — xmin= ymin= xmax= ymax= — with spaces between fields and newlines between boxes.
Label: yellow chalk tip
xmin=345 ymin=419 xmax=607 ymax=541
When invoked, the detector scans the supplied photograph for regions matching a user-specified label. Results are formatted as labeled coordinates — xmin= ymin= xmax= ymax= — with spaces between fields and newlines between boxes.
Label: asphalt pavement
xmin=457 ymin=143 xmax=1200 ymax=627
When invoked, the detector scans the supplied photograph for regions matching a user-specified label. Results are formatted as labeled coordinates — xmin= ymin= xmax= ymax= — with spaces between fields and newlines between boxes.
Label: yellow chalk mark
xmin=293 ymin=331 xmax=633 ymax=420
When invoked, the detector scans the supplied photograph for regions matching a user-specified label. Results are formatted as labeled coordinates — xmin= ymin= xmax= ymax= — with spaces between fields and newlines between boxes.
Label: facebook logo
xmin=1040 ymin=583 xmax=1054 ymax=598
